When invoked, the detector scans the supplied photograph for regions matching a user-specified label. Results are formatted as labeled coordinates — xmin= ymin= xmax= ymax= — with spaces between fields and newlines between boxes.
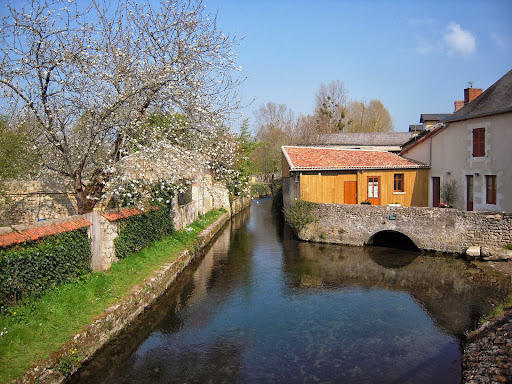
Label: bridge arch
xmin=366 ymin=230 xmax=420 ymax=251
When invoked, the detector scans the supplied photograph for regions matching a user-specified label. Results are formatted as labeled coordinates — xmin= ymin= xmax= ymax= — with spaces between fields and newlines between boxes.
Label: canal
xmin=69 ymin=197 xmax=511 ymax=384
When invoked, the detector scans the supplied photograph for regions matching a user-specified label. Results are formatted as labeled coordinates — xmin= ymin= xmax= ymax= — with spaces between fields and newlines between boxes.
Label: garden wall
xmin=0 ymin=180 xmax=76 ymax=225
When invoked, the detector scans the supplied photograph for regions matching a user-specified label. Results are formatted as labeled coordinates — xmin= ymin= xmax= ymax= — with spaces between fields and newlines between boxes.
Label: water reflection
xmin=282 ymin=233 xmax=510 ymax=337
xmin=69 ymin=198 xmax=511 ymax=384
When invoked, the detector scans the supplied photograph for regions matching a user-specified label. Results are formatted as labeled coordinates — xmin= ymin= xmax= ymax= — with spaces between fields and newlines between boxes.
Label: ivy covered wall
xmin=0 ymin=228 xmax=91 ymax=309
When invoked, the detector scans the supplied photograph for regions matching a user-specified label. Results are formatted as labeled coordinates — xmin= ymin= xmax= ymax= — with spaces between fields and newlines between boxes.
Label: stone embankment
xmin=462 ymin=261 xmax=512 ymax=383
xmin=19 ymin=212 xmax=232 ymax=384
xmin=463 ymin=308 xmax=512 ymax=383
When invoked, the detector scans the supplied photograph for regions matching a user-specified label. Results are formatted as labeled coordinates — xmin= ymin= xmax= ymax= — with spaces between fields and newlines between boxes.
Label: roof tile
xmin=0 ymin=219 xmax=92 ymax=249
xmin=101 ymin=206 xmax=158 ymax=222
xmin=282 ymin=146 xmax=428 ymax=171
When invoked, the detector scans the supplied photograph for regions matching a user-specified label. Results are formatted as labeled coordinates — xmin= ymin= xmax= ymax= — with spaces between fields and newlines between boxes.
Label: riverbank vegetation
xmin=283 ymin=199 xmax=317 ymax=234
xmin=250 ymin=183 xmax=271 ymax=198
xmin=0 ymin=209 xmax=225 ymax=383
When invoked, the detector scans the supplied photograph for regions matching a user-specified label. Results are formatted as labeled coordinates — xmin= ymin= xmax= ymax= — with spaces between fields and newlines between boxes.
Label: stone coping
xmin=18 ymin=212 xmax=230 ymax=384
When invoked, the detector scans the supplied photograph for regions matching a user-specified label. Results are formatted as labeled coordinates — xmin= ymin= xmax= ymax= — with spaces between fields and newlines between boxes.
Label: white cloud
xmin=491 ymin=32 xmax=510 ymax=49
xmin=443 ymin=22 xmax=476 ymax=55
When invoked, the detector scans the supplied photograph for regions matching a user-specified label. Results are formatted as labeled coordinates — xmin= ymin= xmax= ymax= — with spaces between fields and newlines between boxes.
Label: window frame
xmin=485 ymin=175 xmax=497 ymax=204
xmin=393 ymin=173 xmax=404 ymax=193
xmin=472 ymin=127 xmax=485 ymax=157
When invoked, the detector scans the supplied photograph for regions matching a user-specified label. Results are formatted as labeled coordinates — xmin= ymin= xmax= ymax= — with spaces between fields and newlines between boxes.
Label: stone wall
xmin=0 ymin=173 xmax=231 ymax=227
xmin=282 ymin=176 xmax=300 ymax=209
xmin=85 ymin=212 xmax=120 ymax=271
xmin=231 ymin=196 xmax=251 ymax=216
xmin=173 ymin=201 xmax=197 ymax=231
xmin=0 ymin=180 xmax=76 ymax=225
xmin=296 ymin=203 xmax=512 ymax=257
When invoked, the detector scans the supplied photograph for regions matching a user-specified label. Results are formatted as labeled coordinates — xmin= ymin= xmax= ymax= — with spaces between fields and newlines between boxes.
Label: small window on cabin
xmin=486 ymin=175 xmax=497 ymax=204
xmin=295 ymin=174 xmax=300 ymax=183
xmin=473 ymin=128 xmax=485 ymax=157
xmin=393 ymin=173 xmax=404 ymax=192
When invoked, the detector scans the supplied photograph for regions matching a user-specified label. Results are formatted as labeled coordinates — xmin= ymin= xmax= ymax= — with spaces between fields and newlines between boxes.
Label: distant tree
xmin=0 ymin=0 xmax=243 ymax=213
xmin=0 ymin=116 xmax=40 ymax=181
xmin=345 ymin=99 xmax=394 ymax=132
xmin=314 ymin=80 xmax=349 ymax=133
xmin=293 ymin=114 xmax=318 ymax=145
xmin=237 ymin=118 xmax=258 ymax=177
xmin=253 ymin=102 xmax=295 ymax=174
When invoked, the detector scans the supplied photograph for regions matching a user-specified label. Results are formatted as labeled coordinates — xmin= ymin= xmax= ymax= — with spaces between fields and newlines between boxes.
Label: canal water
xmin=69 ymin=198 xmax=511 ymax=384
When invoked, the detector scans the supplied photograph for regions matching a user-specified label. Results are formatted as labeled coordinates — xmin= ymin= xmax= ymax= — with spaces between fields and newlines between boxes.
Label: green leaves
xmin=114 ymin=204 xmax=174 ymax=260
xmin=0 ymin=229 xmax=91 ymax=311
xmin=283 ymin=199 xmax=317 ymax=233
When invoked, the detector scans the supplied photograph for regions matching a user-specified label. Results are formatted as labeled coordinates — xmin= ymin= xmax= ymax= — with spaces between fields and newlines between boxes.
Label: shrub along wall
xmin=0 ymin=228 xmax=91 ymax=310
xmin=113 ymin=205 xmax=173 ymax=259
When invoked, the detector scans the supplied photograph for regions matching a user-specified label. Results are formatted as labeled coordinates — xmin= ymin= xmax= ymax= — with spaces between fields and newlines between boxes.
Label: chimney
xmin=454 ymin=100 xmax=465 ymax=112
xmin=464 ymin=87 xmax=483 ymax=104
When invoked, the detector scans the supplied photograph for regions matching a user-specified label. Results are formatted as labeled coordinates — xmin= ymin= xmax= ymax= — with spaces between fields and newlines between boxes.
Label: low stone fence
xmin=297 ymin=203 xmax=512 ymax=258
xmin=1 ymin=195 xmax=251 ymax=272
xmin=231 ymin=196 xmax=251 ymax=216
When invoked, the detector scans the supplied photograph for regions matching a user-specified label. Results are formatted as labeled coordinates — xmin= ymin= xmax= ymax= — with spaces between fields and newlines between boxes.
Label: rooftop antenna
xmin=468 ymin=81 xmax=473 ymax=88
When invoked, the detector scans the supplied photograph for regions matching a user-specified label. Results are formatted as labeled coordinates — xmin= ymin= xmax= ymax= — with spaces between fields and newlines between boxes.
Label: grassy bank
xmin=0 ymin=209 xmax=225 ymax=383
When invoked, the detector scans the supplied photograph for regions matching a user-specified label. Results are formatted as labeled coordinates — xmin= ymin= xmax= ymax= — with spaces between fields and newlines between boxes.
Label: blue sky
xmin=205 ymin=0 xmax=512 ymax=132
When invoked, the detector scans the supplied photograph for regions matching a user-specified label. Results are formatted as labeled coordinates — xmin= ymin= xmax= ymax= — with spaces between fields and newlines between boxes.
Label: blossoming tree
xmin=0 ymin=0 xmax=244 ymax=213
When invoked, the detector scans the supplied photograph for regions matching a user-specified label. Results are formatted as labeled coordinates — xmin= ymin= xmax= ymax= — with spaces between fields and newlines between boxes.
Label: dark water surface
xmin=69 ymin=198 xmax=511 ymax=384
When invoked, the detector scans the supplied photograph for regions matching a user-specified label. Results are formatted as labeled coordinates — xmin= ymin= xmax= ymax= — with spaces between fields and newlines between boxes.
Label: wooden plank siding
xmin=300 ymin=169 xmax=429 ymax=207
xmin=300 ymin=174 xmax=357 ymax=204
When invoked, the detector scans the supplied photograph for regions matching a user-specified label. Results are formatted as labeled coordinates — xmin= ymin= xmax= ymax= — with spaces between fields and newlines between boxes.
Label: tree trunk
xmin=75 ymin=190 xmax=97 ymax=214
xmin=74 ymin=173 xmax=99 ymax=214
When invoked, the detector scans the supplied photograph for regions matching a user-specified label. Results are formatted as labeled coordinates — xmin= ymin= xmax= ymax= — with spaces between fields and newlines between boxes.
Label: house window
xmin=473 ymin=128 xmax=485 ymax=157
xmin=393 ymin=174 xmax=404 ymax=192
xmin=486 ymin=175 xmax=497 ymax=204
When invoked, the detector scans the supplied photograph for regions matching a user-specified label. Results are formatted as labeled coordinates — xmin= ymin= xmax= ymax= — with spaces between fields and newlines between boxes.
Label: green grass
xmin=0 ymin=209 xmax=225 ymax=383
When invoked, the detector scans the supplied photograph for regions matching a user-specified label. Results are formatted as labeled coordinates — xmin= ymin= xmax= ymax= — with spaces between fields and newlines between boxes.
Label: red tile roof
xmin=101 ymin=206 xmax=158 ymax=222
xmin=282 ymin=146 xmax=428 ymax=171
xmin=0 ymin=218 xmax=92 ymax=248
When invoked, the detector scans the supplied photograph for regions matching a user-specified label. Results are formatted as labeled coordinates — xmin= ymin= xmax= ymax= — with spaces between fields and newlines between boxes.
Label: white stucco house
xmin=400 ymin=69 xmax=512 ymax=212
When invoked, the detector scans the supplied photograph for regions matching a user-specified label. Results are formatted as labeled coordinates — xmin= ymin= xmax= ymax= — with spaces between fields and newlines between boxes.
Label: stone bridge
xmin=298 ymin=203 xmax=512 ymax=258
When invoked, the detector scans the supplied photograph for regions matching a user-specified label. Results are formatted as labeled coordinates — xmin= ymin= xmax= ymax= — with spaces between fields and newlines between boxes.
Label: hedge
xmin=114 ymin=204 xmax=174 ymax=259
xmin=0 ymin=228 xmax=91 ymax=310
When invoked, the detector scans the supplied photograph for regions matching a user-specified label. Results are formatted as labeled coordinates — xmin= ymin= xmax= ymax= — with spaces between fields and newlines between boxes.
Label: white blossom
xmin=0 ymin=0 xmax=245 ymax=213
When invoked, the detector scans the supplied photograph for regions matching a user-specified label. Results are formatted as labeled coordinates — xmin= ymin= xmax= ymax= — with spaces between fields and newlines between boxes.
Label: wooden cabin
xmin=281 ymin=146 xmax=429 ymax=208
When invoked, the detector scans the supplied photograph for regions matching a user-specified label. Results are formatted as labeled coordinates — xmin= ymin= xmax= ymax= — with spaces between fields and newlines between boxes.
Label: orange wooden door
xmin=344 ymin=181 xmax=357 ymax=204
xmin=367 ymin=176 xmax=381 ymax=205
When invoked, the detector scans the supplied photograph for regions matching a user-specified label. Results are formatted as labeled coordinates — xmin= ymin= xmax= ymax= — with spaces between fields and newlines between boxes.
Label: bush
xmin=283 ymin=199 xmax=316 ymax=233
xmin=441 ymin=179 xmax=458 ymax=206
xmin=0 ymin=229 xmax=91 ymax=310
xmin=250 ymin=183 xmax=271 ymax=197
xmin=114 ymin=203 xmax=174 ymax=259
